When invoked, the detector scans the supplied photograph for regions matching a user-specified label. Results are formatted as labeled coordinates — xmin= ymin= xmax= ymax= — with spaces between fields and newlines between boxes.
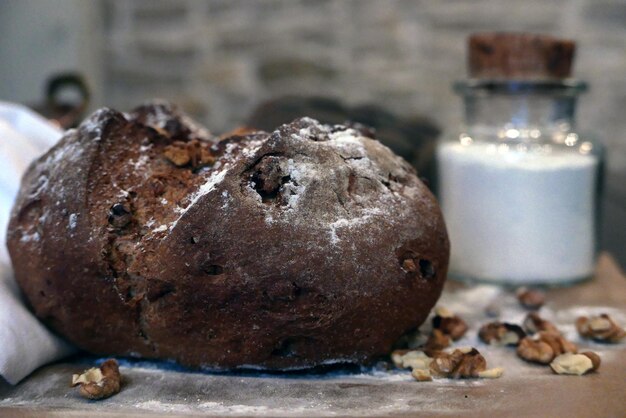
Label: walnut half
xmin=523 ymin=312 xmax=559 ymax=335
xmin=576 ymin=314 xmax=625 ymax=343
xmin=398 ymin=347 xmax=504 ymax=382
xmin=478 ymin=321 xmax=526 ymax=346
xmin=516 ymin=287 xmax=545 ymax=310
xmin=391 ymin=349 xmax=432 ymax=370
xmin=423 ymin=329 xmax=451 ymax=355
xmin=430 ymin=347 xmax=487 ymax=379
xmin=431 ymin=306 xmax=469 ymax=341
xmin=550 ymin=352 xmax=601 ymax=375
xmin=71 ymin=359 xmax=121 ymax=400
xmin=517 ymin=332 xmax=577 ymax=364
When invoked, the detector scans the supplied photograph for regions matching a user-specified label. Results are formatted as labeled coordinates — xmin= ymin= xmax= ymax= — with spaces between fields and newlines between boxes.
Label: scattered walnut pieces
xmin=523 ymin=312 xmax=559 ymax=335
xmin=394 ymin=348 xmax=503 ymax=382
xmin=516 ymin=287 xmax=545 ymax=310
xmin=414 ymin=306 xmax=467 ymax=356
xmin=432 ymin=306 xmax=469 ymax=341
xmin=478 ymin=367 xmax=505 ymax=379
xmin=550 ymin=352 xmax=601 ymax=375
xmin=516 ymin=336 xmax=554 ymax=364
xmin=391 ymin=349 xmax=432 ymax=370
xmin=540 ymin=331 xmax=577 ymax=355
xmin=478 ymin=321 xmax=526 ymax=346
xmin=411 ymin=368 xmax=433 ymax=382
xmin=423 ymin=329 xmax=451 ymax=355
xmin=576 ymin=314 xmax=626 ymax=343
xmin=71 ymin=359 xmax=121 ymax=400
xmin=430 ymin=347 xmax=487 ymax=379
xmin=393 ymin=307 xmax=466 ymax=354
xmin=579 ymin=351 xmax=601 ymax=370
xmin=517 ymin=331 xmax=577 ymax=364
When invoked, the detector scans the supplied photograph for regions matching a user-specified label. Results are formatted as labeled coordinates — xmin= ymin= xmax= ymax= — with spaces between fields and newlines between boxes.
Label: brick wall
xmin=102 ymin=0 xmax=626 ymax=263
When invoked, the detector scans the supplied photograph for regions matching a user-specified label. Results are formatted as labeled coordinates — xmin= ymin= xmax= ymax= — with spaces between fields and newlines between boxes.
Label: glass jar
xmin=437 ymin=79 xmax=603 ymax=285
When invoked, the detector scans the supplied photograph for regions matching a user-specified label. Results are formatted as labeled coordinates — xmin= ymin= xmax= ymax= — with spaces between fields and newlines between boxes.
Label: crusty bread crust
xmin=7 ymin=102 xmax=449 ymax=370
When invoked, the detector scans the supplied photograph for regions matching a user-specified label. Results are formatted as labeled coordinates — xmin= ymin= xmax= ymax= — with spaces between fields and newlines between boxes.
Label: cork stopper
xmin=468 ymin=33 xmax=576 ymax=79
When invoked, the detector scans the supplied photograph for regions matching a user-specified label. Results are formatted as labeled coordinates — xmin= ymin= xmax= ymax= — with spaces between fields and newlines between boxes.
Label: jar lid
xmin=468 ymin=32 xmax=576 ymax=79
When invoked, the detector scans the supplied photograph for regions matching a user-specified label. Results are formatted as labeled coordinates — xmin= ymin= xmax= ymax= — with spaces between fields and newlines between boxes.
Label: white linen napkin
xmin=0 ymin=101 xmax=75 ymax=384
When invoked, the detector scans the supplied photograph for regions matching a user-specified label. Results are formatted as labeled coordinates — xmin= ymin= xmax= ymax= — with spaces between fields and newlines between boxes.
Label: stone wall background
xmin=101 ymin=1 xmax=626 ymax=140
xmin=101 ymin=0 xmax=626 ymax=266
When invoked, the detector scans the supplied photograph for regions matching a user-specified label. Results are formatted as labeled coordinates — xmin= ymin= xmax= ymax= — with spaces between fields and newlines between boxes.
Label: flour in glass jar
xmin=437 ymin=141 xmax=598 ymax=284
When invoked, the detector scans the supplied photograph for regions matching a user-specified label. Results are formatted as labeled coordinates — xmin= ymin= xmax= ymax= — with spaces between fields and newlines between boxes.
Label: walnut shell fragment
xmin=71 ymin=359 xmax=121 ymax=400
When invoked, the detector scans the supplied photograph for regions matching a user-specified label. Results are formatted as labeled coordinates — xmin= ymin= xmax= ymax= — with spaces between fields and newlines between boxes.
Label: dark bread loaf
xmin=7 ymin=102 xmax=449 ymax=369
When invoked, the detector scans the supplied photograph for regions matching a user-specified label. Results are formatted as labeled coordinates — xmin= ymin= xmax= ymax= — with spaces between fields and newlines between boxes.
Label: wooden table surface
xmin=1 ymin=254 xmax=625 ymax=417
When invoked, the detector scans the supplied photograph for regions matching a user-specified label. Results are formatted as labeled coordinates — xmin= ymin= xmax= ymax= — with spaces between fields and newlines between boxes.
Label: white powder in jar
xmin=437 ymin=141 xmax=598 ymax=284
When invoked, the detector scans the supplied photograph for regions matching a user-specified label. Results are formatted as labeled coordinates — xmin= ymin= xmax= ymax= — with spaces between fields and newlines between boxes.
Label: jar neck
xmin=455 ymin=80 xmax=587 ymax=137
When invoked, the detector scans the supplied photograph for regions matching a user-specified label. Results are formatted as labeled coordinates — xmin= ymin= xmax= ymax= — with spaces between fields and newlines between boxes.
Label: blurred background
xmin=0 ymin=0 xmax=624 ymax=266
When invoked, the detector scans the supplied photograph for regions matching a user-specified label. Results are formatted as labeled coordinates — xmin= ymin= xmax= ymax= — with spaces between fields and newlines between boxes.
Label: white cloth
xmin=0 ymin=101 xmax=75 ymax=384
